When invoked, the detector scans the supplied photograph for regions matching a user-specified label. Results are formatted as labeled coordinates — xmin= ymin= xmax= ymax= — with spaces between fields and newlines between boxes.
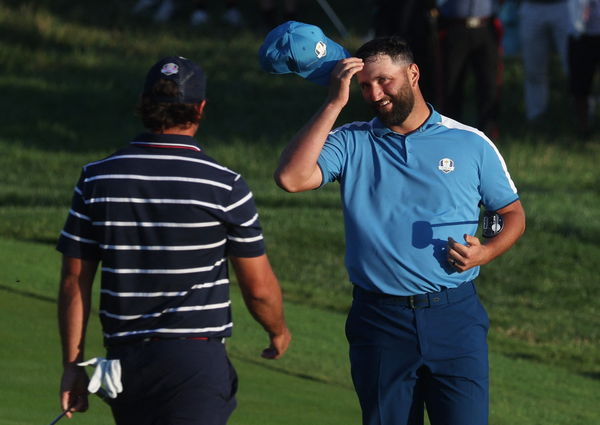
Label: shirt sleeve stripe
xmin=482 ymin=137 xmax=518 ymax=194
xmin=227 ymin=235 xmax=264 ymax=243
xmin=224 ymin=192 xmax=253 ymax=212
xmin=60 ymin=230 xmax=98 ymax=245
xmin=240 ymin=213 xmax=259 ymax=227
xmin=439 ymin=115 xmax=518 ymax=193
xmin=69 ymin=209 xmax=91 ymax=221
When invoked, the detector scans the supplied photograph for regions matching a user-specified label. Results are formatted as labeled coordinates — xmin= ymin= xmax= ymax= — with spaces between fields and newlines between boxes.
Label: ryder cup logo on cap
xmin=143 ymin=56 xmax=206 ymax=103
xmin=258 ymin=21 xmax=350 ymax=86
xmin=315 ymin=41 xmax=327 ymax=58
xmin=160 ymin=62 xmax=179 ymax=76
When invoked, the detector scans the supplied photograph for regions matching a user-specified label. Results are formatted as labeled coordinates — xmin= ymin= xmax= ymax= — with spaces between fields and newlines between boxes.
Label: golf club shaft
xmin=315 ymin=0 xmax=348 ymax=38
xmin=48 ymin=389 xmax=111 ymax=425
xmin=48 ymin=410 xmax=68 ymax=425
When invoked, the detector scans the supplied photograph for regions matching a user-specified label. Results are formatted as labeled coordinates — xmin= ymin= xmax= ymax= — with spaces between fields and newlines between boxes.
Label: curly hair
xmin=136 ymin=79 xmax=202 ymax=132
xmin=355 ymin=36 xmax=414 ymax=65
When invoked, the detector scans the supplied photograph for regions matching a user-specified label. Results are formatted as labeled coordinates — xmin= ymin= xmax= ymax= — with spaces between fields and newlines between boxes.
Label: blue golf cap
xmin=258 ymin=21 xmax=350 ymax=86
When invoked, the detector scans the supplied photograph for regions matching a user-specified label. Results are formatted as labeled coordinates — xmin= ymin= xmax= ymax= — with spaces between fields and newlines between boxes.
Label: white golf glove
xmin=78 ymin=357 xmax=123 ymax=399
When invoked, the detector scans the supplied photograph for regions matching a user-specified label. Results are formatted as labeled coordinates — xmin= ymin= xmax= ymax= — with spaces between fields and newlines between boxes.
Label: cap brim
xmin=258 ymin=21 xmax=298 ymax=74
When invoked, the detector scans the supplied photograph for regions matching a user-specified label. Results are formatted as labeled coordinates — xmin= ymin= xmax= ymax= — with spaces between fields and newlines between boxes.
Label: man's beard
xmin=371 ymin=82 xmax=415 ymax=127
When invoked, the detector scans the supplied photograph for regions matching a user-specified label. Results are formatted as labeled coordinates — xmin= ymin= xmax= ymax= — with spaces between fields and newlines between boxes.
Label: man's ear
xmin=196 ymin=100 xmax=207 ymax=118
xmin=408 ymin=63 xmax=420 ymax=88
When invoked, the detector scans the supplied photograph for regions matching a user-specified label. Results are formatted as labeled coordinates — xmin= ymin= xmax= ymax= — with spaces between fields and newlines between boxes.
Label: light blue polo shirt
xmin=317 ymin=108 xmax=518 ymax=295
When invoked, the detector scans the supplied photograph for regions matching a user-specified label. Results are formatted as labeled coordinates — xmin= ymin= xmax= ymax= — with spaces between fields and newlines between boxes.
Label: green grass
xmin=1 ymin=1 xmax=599 ymax=424
xmin=2 ymin=239 xmax=600 ymax=425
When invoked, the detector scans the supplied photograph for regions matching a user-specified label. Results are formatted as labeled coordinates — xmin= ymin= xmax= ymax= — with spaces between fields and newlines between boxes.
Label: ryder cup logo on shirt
xmin=315 ymin=41 xmax=327 ymax=59
xmin=438 ymin=158 xmax=455 ymax=174
xmin=161 ymin=63 xmax=179 ymax=76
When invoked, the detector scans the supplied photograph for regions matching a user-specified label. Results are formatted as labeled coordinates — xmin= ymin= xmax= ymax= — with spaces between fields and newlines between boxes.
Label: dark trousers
xmin=568 ymin=34 xmax=600 ymax=96
xmin=346 ymin=282 xmax=489 ymax=425
xmin=373 ymin=0 xmax=441 ymax=106
xmin=439 ymin=20 xmax=500 ymax=132
xmin=107 ymin=339 xmax=237 ymax=425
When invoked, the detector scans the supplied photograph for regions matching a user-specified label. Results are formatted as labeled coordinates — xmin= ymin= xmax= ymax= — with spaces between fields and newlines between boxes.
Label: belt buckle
xmin=466 ymin=17 xmax=481 ymax=28
xmin=408 ymin=294 xmax=432 ymax=309
xmin=408 ymin=296 xmax=416 ymax=309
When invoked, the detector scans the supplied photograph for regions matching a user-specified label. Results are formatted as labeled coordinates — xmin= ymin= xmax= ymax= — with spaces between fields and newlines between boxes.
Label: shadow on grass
xmin=27 ymin=236 xmax=60 ymax=245
xmin=229 ymin=352 xmax=353 ymax=390
xmin=581 ymin=371 xmax=600 ymax=381
xmin=0 ymin=283 xmax=56 ymax=303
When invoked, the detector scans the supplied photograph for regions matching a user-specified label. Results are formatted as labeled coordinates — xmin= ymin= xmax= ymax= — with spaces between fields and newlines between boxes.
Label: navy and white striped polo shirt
xmin=57 ymin=133 xmax=265 ymax=345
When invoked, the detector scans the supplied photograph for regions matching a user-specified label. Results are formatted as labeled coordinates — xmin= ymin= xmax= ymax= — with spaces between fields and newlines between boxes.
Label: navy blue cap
xmin=258 ymin=21 xmax=350 ymax=85
xmin=143 ymin=56 xmax=206 ymax=103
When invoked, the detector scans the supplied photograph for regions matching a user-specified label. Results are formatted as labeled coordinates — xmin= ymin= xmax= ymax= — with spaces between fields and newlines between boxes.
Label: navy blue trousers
xmin=107 ymin=339 xmax=237 ymax=425
xmin=346 ymin=282 xmax=489 ymax=425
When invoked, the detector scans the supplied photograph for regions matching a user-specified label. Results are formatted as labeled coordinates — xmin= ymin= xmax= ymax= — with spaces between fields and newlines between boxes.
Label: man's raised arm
xmin=274 ymin=58 xmax=364 ymax=192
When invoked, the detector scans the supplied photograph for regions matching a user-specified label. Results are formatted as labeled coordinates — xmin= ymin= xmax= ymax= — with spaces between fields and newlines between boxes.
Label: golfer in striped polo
xmin=57 ymin=56 xmax=291 ymax=425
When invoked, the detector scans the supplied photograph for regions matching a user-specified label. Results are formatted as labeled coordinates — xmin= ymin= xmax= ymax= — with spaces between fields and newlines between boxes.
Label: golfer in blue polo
xmin=272 ymin=34 xmax=525 ymax=425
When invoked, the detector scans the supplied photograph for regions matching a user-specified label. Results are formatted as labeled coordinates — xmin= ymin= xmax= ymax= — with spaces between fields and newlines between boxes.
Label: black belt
xmin=441 ymin=16 xmax=491 ymax=29
xmin=352 ymin=281 xmax=476 ymax=309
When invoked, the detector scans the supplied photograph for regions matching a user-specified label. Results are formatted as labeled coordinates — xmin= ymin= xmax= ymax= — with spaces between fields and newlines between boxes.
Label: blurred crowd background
xmin=128 ymin=0 xmax=600 ymax=141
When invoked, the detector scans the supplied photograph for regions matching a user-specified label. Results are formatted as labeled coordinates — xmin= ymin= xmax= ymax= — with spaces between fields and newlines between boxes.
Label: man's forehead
xmin=358 ymin=55 xmax=406 ymax=79
xmin=363 ymin=53 xmax=393 ymax=64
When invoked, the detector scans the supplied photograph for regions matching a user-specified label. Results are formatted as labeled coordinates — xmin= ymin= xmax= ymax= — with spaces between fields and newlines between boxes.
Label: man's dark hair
xmin=136 ymin=79 xmax=202 ymax=132
xmin=355 ymin=36 xmax=415 ymax=65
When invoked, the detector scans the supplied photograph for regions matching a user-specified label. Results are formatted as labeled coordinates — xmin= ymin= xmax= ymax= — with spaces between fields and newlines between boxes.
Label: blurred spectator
xmin=259 ymin=0 xmax=299 ymax=30
xmin=133 ymin=0 xmax=169 ymax=21
xmin=568 ymin=0 xmax=600 ymax=137
xmin=518 ymin=0 xmax=572 ymax=122
xmin=370 ymin=0 xmax=442 ymax=108
xmin=499 ymin=0 xmax=521 ymax=57
xmin=132 ymin=0 xmax=243 ymax=27
xmin=189 ymin=0 xmax=243 ymax=26
xmin=437 ymin=0 xmax=502 ymax=138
